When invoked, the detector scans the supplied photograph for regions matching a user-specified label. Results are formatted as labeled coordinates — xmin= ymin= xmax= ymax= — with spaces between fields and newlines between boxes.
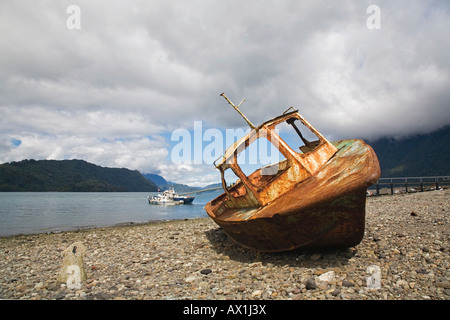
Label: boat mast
xmin=220 ymin=92 xmax=255 ymax=130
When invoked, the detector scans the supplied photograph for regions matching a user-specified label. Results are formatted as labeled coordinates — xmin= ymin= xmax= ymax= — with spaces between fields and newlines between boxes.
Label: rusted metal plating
xmin=205 ymin=94 xmax=380 ymax=252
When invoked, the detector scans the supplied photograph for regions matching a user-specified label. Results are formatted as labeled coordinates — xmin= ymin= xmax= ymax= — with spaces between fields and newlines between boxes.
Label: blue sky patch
xmin=11 ymin=138 xmax=22 ymax=147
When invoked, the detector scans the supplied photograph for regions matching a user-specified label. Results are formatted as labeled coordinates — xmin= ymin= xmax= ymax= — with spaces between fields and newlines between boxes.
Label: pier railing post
xmin=369 ymin=176 xmax=449 ymax=196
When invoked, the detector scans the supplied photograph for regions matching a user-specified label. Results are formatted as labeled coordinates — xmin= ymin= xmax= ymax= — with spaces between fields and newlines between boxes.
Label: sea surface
xmin=0 ymin=190 xmax=223 ymax=237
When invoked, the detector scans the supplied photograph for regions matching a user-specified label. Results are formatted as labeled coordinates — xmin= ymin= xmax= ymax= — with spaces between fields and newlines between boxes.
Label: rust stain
xmin=205 ymin=94 xmax=381 ymax=253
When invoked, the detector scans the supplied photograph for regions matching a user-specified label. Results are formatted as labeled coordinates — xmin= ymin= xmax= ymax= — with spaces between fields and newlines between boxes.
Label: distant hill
xmin=368 ymin=125 xmax=450 ymax=178
xmin=143 ymin=173 xmax=168 ymax=189
xmin=143 ymin=173 xmax=202 ymax=193
xmin=0 ymin=159 xmax=159 ymax=192
xmin=143 ymin=174 xmax=222 ymax=192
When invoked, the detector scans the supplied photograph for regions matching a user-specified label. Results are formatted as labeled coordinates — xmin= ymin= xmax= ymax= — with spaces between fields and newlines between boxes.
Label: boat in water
xmin=204 ymin=93 xmax=380 ymax=253
xmin=148 ymin=189 xmax=195 ymax=205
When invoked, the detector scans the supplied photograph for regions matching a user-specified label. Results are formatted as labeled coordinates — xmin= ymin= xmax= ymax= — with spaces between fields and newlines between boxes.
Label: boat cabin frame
xmin=213 ymin=107 xmax=338 ymax=208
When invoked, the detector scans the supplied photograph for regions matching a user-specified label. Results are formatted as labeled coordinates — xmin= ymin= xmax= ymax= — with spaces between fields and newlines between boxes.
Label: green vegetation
xmin=0 ymin=159 xmax=158 ymax=192
xmin=369 ymin=125 xmax=450 ymax=177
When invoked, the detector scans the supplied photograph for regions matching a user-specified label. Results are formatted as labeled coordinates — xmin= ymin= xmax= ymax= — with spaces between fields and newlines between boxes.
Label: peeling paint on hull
xmin=205 ymin=95 xmax=380 ymax=253
xmin=205 ymin=139 xmax=380 ymax=253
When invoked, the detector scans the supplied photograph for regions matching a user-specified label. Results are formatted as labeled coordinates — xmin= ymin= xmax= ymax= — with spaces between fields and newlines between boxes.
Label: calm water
xmin=0 ymin=190 xmax=222 ymax=237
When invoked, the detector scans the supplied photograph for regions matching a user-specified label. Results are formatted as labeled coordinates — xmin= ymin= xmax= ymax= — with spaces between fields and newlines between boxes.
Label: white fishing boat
xmin=147 ymin=189 xmax=194 ymax=205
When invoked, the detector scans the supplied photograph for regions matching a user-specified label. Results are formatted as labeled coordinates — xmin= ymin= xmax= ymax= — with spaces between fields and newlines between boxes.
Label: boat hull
xmin=148 ymin=189 xmax=194 ymax=205
xmin=209 ymin=188 xmax=367 ymax=252
xmin=174 ymin=196 xmax=195 ymax=204
xmin=205 ymin=139 xmax=380 ymax=252
xmin=148 ymin=199 xmax=183 ymax=205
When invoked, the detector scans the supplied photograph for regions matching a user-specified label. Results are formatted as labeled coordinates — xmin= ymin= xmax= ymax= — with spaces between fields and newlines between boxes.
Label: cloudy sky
xmin=1 ymin=1 xmax=449 ymax=186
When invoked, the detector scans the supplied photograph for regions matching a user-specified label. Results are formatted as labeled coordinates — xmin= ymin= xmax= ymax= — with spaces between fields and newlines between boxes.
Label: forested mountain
xmin=368 ymin=125 xmax=450 ymax=177
xmin=0 ymin=159 xmax=158 ymax=192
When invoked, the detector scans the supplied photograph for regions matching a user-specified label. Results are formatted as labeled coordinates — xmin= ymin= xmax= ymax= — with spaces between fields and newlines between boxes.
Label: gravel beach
xmin=1 ymin=189 xmax=448 ymax=300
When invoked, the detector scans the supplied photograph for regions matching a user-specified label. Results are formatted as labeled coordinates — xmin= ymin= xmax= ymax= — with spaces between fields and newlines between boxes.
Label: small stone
xmin=57 ymin=242 xmax=87 ymax=290
xmin=305 ymin=278 xmax=316 ymax=290
xmin=435 ymin=281 xmax=450 ymax=289
xmin=200 ymin=268 xmax=212 ymax=275
xmin=318 ymin=271 xmax=335 ymax=282
xmin=342 ymin=280 xmax=355 ymax=287
xmin=185 ymin=276 xmax=197 ymax=283
xmin=16 ymin=284 xmax=27 ymax=292
xmin=396 ymin=279 xmax=408 ymax=289
xmin=366 ymin=265 xmax=381 ymax=289
xmin=377 ymin=239 xmax=388 ymax=248
xmin=34 ymin=282 xmax=44 ymax=290
xmin=292 ymin=293 xmax=303 ymax=300
xmin=331 ymin=288 xmax=341 ymax=297
xmin=248 ymin=262 xmax=262 ymax=268
xmin=318 ymin=281 xmax=329 ymax=290
xmin=251 ymin=290 xmax=263 ymax=298
xmin=286 ymin=287 xmax=296 ymax=293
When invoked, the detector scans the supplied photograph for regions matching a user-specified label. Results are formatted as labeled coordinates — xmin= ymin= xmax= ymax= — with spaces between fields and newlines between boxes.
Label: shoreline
xmin=0 ymin=217 xmax=200 ymax=240
xmin=0 ymin=188 xmax=444 ymax=240
xmin=1 ymin=190 xmax=448 ymax=300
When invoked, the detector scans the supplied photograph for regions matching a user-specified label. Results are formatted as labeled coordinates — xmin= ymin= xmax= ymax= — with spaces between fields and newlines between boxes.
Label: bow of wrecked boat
xmin=204 ymin=93 xmax=381 ymax=253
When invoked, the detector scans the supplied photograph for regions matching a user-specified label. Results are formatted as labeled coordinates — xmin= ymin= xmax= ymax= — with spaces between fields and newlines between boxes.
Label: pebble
xmin=318 ymin=271 xmax=335 ymax=282
xmin=200 ymin=268 xmax=212 ymax=275
xmin=305 ymin=278 xmax=317 ymax=290
xmin=342 ymin=280 xmax=355 ymax=287
xmin=0 ymin=190 xmax=448 ymax=300
xmin=251 ymin=290 xmax=263 ymax=298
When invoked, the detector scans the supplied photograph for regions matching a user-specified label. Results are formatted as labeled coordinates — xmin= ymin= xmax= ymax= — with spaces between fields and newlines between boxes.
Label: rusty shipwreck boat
xmin=204 ymin=93 xmax=380 ymax=253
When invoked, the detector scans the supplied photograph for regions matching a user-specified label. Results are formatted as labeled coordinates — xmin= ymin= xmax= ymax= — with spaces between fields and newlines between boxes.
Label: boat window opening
xmin=222 ymin=167 xmax=247 ymax=198
xmin=275 ymin=118 xmax=321 ymax=154
xmin=236 ymin=135 xmax=288 ymax=188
